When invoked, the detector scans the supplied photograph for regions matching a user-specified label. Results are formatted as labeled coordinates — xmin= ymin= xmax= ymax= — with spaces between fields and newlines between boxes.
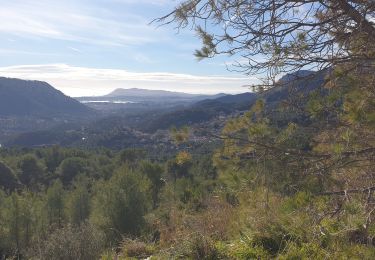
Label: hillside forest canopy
xmin=0 ymin=0 xmax=375 ymax=259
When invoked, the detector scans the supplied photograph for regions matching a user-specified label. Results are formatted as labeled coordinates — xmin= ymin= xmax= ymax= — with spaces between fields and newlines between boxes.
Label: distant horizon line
xmin=73 ymin=87 xmax=251 ymax=98
xmin=0 ymin=63 xmax=257 ymax=97
xmin=0 ymin=74 xmax=252 ymax=98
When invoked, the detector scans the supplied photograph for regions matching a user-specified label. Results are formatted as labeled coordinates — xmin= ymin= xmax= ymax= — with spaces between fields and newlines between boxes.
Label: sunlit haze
xmin=0 ymin=0 xmax=257 ymax=96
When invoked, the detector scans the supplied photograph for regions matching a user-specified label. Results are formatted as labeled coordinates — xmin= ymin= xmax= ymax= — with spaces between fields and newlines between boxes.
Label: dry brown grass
xmin=118 ymin=238 xmax=154 ymax=258
xmin=155 ymin=195 xmax=235 ymax=253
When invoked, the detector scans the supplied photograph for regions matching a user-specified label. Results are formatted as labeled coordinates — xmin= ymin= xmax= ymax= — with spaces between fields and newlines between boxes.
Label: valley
xmin=0 ymin=77 xmax=254 ymax=152
xmin=0 ymin=69 xmax=326 ymax=152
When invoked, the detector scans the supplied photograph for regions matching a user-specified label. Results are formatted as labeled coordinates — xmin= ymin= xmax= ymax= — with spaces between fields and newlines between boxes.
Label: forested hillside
xmin=0 ymin=77 xmax=95 ymax=144
xmin=0 ymin=77 xmax=93 ymax=117
xmin=1 ymin=0 xmax=375 ymax=259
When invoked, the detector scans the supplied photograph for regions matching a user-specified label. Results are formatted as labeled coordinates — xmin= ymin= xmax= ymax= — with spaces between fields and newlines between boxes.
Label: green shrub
xmin=119 ymin=238 xmax=155 ymax=258
xmin=27 ymin=223 xmax=104 ymax=260
xmin=91 ymin=168 xmax=150 ymax=242
xmin=189 ymin=234 xmax=223 ymax=259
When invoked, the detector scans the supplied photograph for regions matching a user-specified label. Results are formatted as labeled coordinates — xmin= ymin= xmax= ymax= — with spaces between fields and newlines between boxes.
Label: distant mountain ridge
xmin=142 ymin=69 xmax=327 ymax=131
xmin=0 ymin=77 xmax=93 ymax=117
xmin=76 ymin=88 xmax=227 ymax=103
xmin=106 ymin=88 xmax=203 ymax=98
xmin=277 ymin=70 xmax=316 ymax=84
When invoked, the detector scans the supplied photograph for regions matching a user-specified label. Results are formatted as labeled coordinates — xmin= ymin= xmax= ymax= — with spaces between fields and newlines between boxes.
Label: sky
xmin=0 ymin=0 xmax=257 ymax=96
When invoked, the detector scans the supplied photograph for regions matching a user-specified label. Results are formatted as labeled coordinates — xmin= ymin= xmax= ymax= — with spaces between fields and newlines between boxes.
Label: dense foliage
xmin=0 ymin=146 xmax=220 ymax=259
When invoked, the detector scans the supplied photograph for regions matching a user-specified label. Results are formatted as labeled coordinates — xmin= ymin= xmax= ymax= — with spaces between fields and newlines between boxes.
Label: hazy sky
xmin=0 ymin=0 xmax=258 ymax=96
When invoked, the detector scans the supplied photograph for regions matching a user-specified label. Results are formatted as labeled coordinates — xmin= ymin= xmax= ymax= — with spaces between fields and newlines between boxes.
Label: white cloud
xmin=0 ymin=64 xmax=257 ymax=96
xmin=68 ymin=47 xmax=82 ymax=53
xmin=133 ymin=54 xmax=155 ymax=64
xmin=0 ymin=0 xmax=166 ymax=46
